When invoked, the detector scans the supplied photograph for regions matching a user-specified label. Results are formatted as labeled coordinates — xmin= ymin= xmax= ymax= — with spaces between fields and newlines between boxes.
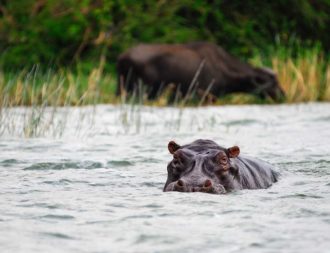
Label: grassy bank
xmin=251 ymin=45 xmax=330 ymax=102
xmin=1 ymin=47 xmax=329 ymax=108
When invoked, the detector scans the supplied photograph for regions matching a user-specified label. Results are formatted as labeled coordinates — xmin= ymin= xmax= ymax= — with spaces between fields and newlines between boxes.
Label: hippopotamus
xmin=117 ymin=42 xmax=284 ymax=100
xmin=164 ymin=139 xmax=279 ymax=194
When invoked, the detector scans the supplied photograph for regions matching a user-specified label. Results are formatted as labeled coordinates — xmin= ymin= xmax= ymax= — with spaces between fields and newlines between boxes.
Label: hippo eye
xmin=220 ymin=157 xmax=227 ymax=164
xmin=172 ymin=161 xmax=185 ymax=175
xmin=172 ymin=152 xmax=186 ymax=167
xmin=216 ymin=155 xmax=228 ymax=165
xmin=215 ymin=152 xmax=229 ymax=165
xmin=172 ymin=156 xmax=184 ymax=169
xmin=173 ymin=158 xmax=180 ymax=167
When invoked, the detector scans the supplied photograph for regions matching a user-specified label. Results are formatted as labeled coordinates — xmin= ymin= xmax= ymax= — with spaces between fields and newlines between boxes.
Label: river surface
xmin=0 ymin=103 xmax=330 ymax=253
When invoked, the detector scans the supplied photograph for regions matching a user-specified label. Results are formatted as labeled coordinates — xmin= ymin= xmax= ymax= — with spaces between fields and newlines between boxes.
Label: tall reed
xmin=271 ymin=46 xmax=330 ymax=102
xmin=0 ymin=56 xmax=116 ymax=137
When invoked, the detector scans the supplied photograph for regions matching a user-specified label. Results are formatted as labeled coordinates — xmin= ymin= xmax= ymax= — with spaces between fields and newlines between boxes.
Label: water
xmin=1 ymin=103 xmax=330 ymax=253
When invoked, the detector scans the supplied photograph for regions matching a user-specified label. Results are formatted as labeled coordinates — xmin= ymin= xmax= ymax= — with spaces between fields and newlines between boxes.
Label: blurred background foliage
xmin=0 ymin=0 xmax=329 ymax=71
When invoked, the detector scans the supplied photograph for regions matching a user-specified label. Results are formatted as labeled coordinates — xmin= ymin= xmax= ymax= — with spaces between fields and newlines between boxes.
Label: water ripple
xmin=40 ymin=214 xmax=75 ymax=220
xmin=41 ymin=232 xmax=75 ymax=240
xmin=279 ymin=193 xmax=323 ymax=199
xmin=107 ymin=160 xmax=135 ymax=167
xmin=23 ymin=161 xmax=103 ymax=170
xmin=0 ymin=159 xmax=24 ymax=167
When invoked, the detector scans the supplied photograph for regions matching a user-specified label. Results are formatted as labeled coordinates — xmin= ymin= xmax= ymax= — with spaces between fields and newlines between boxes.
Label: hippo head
xmin=252 ymin=67 xmax=285 ymax=100
xmin=163 ymin=140 xmax=240 ymax=194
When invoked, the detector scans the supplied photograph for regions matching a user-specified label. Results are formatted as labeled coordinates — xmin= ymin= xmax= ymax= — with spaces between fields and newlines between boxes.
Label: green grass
xmin=250 ymin=44 xmax=330 ymax=102
xmin=0 ymin=59 xmax=117 ymax=107
xmin=0 ymin=46 xmax=329 ymax=108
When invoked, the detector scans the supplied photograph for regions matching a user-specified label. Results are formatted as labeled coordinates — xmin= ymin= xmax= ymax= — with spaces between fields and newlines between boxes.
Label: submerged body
xmin=164 ymin=139 xmax=279 ymax=194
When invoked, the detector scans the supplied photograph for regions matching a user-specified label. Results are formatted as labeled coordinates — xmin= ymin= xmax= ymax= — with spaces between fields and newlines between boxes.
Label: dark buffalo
xmin=117 ymin=42 xmax=284 ymax=100
xmin=164 ymin=139 xmax=279 ymax=194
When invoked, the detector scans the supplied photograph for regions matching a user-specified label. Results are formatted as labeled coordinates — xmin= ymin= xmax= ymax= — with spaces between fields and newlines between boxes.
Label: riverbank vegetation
xmin=0 ymin=0 xmax=329 ymax=106
xmin=1 ymin=44 xmax=329 ymax=107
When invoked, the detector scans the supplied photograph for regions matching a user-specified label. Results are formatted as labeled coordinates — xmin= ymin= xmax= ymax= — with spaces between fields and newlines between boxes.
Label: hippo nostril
xmin=174 ymin=179 xmax=187 ymax=192
xmin=204 ymin=179 xmax=212 ymax=188
xmin=177 ymin=179 xmax=185 ymax=187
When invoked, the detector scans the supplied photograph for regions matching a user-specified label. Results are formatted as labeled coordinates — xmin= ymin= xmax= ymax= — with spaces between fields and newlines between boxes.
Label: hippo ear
xmin=168 ymin=141 xmax=181 ymax=154
xmin=227 ymin=146 xmax=240 ymax=158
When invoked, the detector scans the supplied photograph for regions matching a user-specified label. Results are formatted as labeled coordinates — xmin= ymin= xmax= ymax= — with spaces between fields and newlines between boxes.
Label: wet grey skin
xmin=164 ymin=139 xmax=279 ymax=194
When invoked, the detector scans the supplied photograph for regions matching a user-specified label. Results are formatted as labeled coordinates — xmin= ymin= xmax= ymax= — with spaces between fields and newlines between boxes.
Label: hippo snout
xmin=166 ymin=179 xmax=226 ymax=194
